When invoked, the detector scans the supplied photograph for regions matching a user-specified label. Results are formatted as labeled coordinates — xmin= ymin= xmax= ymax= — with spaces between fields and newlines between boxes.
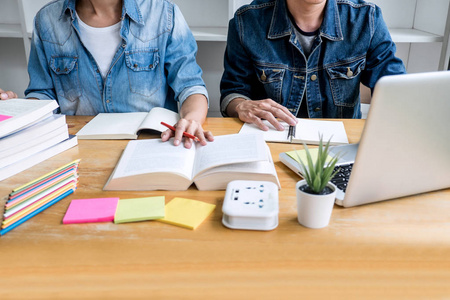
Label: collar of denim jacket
xmin=60 ymin=0 xmax=144 ymax=25
xmin=268 ymin=0 xmax=343 ymax=42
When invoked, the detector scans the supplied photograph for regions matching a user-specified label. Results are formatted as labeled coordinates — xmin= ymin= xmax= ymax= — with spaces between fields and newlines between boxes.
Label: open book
xmin=76 ymin=107 xmax=179 ymax=139
xmin=0 ymin=99 xmax=58 ymax=138
xmin=239 ymin=119 xmax=349 ymax=145
xmin=103 ymin=133 xmax=280 ymax=191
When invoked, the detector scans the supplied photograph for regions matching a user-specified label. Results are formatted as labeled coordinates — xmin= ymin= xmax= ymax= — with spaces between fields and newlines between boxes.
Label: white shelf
xmin=191 ymin=27 xmax=228 ymax=42
xmin=0 ymin=24 xmax=23 ymax=38
xmin=390 ymin=28 xmax=443 ymax=43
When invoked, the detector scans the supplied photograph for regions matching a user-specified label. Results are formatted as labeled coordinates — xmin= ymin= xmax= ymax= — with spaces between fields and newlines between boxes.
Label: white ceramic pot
xmin=296 ymin=180 xmax=337 ymax=229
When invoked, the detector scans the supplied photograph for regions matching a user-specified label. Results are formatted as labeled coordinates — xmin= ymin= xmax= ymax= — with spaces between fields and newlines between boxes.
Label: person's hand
xmin=161 ymin=118 xmax=214 ymax=149
xmin=231 ymin=98 xmax=298 ymax=131
xmin=0 ymin=89 xmax=18 ymax=100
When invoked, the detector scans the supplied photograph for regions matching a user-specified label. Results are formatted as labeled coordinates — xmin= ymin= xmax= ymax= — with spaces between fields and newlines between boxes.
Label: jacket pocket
xmin=125 ymin=48 xmax=161 ymax=97
xmin=254 ymin=65 xmax=285 ymax=103
xmin=50 ymin=56 xmax=81 ymax=101
xmin=326 ymin=58 xmax=365 ymax=107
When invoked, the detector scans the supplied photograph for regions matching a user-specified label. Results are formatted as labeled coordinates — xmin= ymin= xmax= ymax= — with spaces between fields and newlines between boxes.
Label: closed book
xmin=0 ymin=99 xmax=58 ymax=138
xmin=0 ymin=114 xmax=66 ymax=156
xmin=0 ymin=135 xmax=78 ymax=181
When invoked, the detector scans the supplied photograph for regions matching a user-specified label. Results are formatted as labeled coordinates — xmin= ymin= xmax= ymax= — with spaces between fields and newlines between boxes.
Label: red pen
xmin=161 ymin=122 xmax=200 ymax=142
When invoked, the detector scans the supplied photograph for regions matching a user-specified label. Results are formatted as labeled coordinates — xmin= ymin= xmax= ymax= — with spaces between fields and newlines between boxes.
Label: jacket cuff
xmin=178 ymin=86 xmax=209 ymax=108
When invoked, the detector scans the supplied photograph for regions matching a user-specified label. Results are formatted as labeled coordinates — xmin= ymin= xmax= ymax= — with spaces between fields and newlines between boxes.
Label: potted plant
xmin=295 ymin=136 xmax=341 ymax=229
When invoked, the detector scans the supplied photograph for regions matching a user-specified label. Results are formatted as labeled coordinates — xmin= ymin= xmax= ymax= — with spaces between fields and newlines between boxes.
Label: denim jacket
xmin=25 ymin=0 xmax=208 ymax=115
xmin=220 ymin=0 xmax=406 ymax=118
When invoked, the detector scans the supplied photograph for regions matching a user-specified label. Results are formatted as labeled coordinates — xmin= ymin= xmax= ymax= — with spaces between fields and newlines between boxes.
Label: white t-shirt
xmin=76 ymin=13 xmax=122 ymax=79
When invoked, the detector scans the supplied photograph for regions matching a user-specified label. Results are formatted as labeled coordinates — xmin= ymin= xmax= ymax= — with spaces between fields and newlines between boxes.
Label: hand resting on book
xmin=226 ymin=97 xmax=298 ymax=132
xmin=0 ymin=88 xmax=18 ymax=100
xmin=160 ymin=94 xmax=214 ymax=149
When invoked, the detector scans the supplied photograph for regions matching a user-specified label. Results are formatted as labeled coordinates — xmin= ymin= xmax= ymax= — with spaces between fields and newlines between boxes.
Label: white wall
xmin=0 ymin=38 xmax=28 ymax=98
xmin=197 ymin=41 xmax=227 ymax=117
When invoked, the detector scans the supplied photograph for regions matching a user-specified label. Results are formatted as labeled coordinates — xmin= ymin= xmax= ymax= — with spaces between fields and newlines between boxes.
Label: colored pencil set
xmin=1 ymin=160 xmax=80 ymax=236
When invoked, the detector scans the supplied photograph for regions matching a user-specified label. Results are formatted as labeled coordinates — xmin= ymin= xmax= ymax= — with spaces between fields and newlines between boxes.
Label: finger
xmin=161 ymin=129 xmax=174 ymax=142
xmin=247 ymin=114 xmax=269 ymax=131
xmin=203 ymin=130 xmax=214 ymax=142
xmin=183 ymin=137 xmax=193 ymax=149
xmin=257 ymin=110 xmax=284 ymax=131
xmin=192 ymin=130 xmax=207 ymax=146
xmin=1 ymin=92 xmax=9 ymax=100
xmin=173 ymin=124 xmax=187 ymax=146
xmin=266 ymin=102 xmax=297 ymax=125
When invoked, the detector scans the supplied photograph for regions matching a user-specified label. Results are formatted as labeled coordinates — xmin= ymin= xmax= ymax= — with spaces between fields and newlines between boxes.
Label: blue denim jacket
xmin=220 ymin=0 xmax=406 ymax=118
xmin=25 ymin=0 xmax=208 ymax=115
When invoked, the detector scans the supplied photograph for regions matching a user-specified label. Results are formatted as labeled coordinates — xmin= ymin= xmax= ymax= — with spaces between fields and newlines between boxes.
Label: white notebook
xmin=239 ymin=119 xmax=348 ymax=145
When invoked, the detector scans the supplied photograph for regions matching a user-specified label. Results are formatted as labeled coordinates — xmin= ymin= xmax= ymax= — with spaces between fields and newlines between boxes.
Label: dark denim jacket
xmin=220 ymin=0 xmax=406 ymax=118
xmin=25 ymin=0 xmax=207 ymax=115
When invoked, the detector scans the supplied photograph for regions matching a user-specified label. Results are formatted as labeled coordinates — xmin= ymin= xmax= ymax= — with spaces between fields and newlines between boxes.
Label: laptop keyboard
xmin=330 ymin=163 xmax=353 ymax=193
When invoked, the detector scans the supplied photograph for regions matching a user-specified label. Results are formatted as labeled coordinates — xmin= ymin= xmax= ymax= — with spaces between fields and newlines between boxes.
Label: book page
xmin=139 ymin=107 xmax=180 ymax=133
xmin=193 ymin=145 xmax=280 ymax=190
xmin=293 ymin=119 xmax=349 ymax=145
xmin=111 ymin=139 xmax=196 ymax=180
xmin=0 ymin=99 xmax=56 ymax=117
xmin=192 ymin=133 xmax=267 ymax=177
xmin=76 ymin=112 xmax=147 ymax=139
xmin=239 ymin=121 xmax=290 ymax=143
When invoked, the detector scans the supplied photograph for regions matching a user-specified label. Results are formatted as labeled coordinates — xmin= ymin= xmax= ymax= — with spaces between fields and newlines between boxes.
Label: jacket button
xmin=311 ymin=74 xmax=317 ymax=81
xmin=314 ymin=107 xmax=321 ymax=112
xmin=56 ymin=68 xmax=60 ymax=72
xmin=347 ymin=67 xmax=354 ymax=77
xmin=261 ymin=70 xmax=267 ymax=81
xmin=134 ymin=64 xmax=138 ymax=68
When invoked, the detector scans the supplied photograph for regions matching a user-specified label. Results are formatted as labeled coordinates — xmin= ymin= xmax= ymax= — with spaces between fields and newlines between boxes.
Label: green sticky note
xmin=157 ymin=197 xmax=216 ymax=230
xmin=285 ymin=148 xmax=332 ymax=164
xmin=114 ymin=196 xmax=165 ymax=224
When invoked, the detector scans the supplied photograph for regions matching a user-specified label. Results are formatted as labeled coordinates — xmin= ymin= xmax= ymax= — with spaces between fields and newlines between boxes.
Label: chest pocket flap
xmin=50 ymin=56 xmax=78 ymax=74
xmin=125 ymin=49 xmax=159 ymax=71
xmin=326 ymin=58 xmax=366 ymax=80
xmin=49 ymin=56 xmax=80 ymax=101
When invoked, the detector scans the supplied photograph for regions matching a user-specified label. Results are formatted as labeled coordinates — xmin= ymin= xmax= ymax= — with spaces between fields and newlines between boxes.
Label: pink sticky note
xmin=0 ymin=115 xmax=13 ymax=122
xmin=63 ymin=198 xmax=119 ymax=224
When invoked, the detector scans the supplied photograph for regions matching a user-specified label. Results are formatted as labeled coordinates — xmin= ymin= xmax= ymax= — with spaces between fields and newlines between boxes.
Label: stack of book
xmin=1 ymin=160 xmax=80 ymax=235
xmin=0 ymin=99 xmax=78 ymax=181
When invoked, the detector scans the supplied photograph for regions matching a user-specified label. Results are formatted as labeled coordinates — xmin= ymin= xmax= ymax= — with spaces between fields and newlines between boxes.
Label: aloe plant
xmin=296 ymin=135 xmax=341 ymax=194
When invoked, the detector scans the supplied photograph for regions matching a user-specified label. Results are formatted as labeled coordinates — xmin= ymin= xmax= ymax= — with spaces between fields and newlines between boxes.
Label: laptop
xmin=280 ymin=71 xmax=450 ymax=207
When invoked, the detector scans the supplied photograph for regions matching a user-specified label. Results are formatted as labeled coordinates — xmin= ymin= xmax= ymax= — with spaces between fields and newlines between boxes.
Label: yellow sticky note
xmin=114 ymin=196 xmax=165 ymax=224
xmin=157 ymin=197 xmax=215 ymax=230
xmin=286 ymin=148 xmax=331 ymax=164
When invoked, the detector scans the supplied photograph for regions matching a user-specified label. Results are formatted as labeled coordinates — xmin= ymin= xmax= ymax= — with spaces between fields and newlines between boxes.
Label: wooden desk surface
xmin=1 ymin=117 xmax=449 ymax=299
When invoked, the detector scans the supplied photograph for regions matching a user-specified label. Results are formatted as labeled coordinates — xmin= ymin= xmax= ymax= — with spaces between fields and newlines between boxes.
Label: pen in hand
xmin=160 ymin=122 xmax=200 ymax=142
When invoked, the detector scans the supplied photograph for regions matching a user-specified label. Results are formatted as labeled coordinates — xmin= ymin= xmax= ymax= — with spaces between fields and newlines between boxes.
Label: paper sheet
xmin=63 ymin=198 xmax=119 ymax=224
xmin=114 ymin=196 xmax=165 ymax=224
xmin=157 ymin=197 xmax=215 ymax=230
xmin=285 ymin=148 xmax=332 ymax=165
